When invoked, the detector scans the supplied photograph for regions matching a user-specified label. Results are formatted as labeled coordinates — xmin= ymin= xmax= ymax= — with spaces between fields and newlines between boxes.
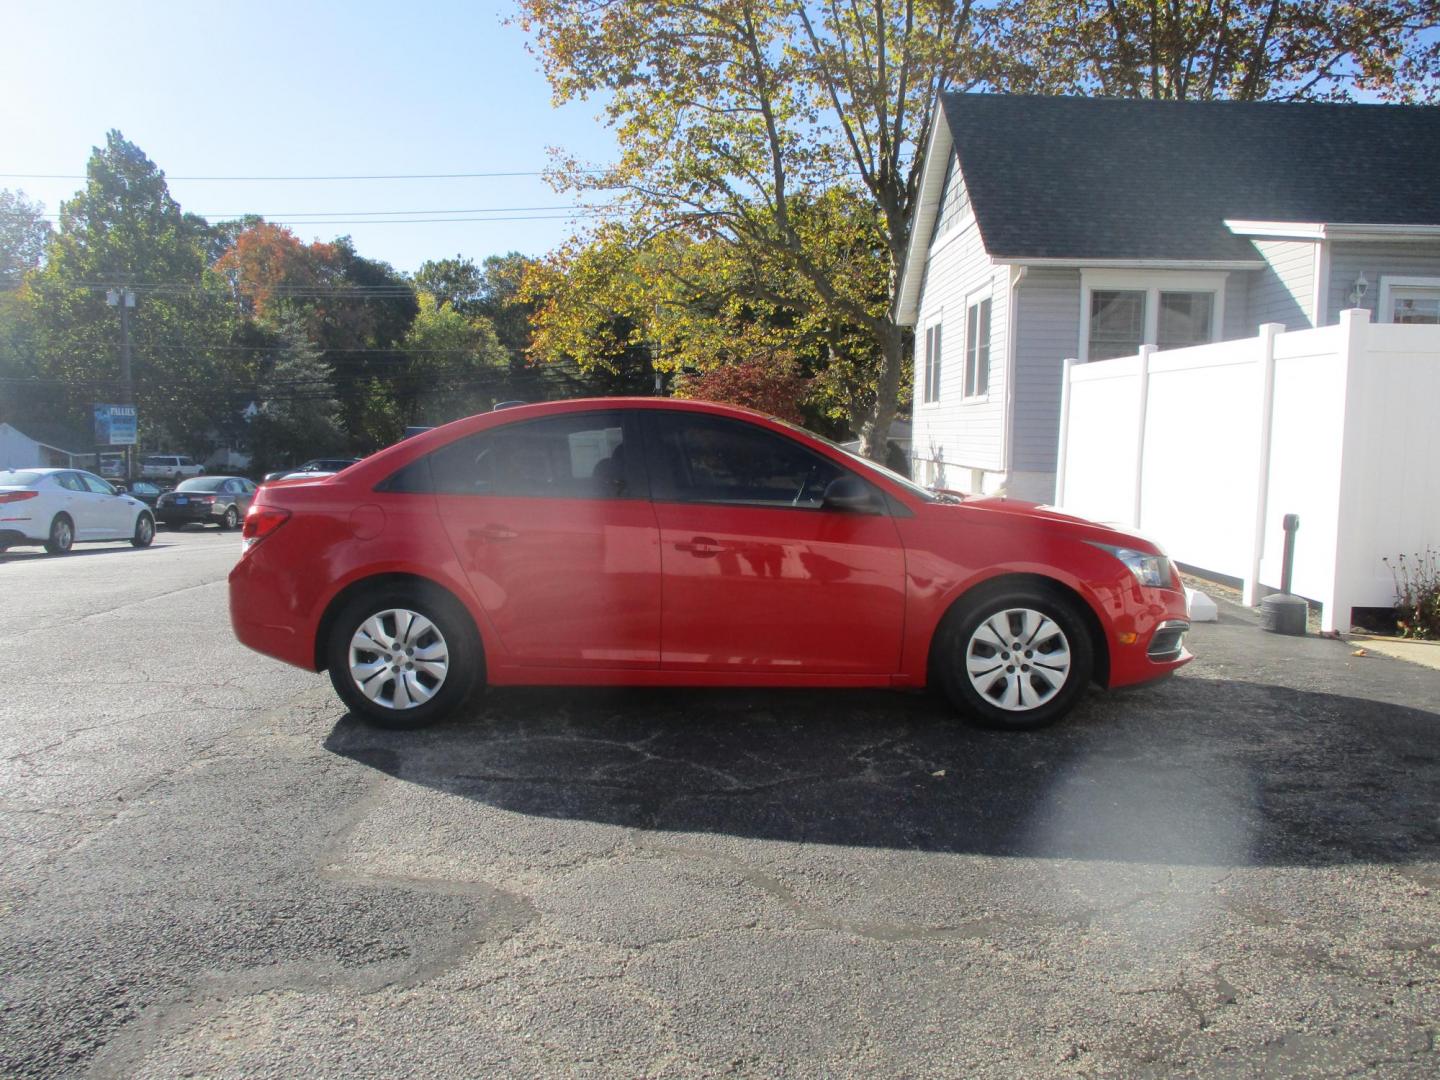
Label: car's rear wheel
xmin=325 ymin=587 xmax=481 ymax=729
xmin=131 ymin=512 xmax=155 ymax=548
xmin=935 ymin=586 xmax=1093 ymax=730
xmin=221 ymin=505 xmax=239 ymax=531
xmin=44 ymin=514 xmax=74 ymax=555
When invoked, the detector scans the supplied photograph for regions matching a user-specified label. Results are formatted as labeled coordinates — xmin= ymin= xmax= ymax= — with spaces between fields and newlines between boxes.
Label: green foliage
xmin=1386 ymin=549 xmax=1440 ymax=640
xmin=244 ymin=317 xmax=345 ymax=476
xmin=401 ymin=292 xmax=511 ymax=423
xmin=0 ymin=190 xmax=51 ymax=284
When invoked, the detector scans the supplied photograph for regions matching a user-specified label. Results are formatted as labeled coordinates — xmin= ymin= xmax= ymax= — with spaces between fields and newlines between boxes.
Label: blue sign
xmin=93 ymin=404 xmax=138 ymax=446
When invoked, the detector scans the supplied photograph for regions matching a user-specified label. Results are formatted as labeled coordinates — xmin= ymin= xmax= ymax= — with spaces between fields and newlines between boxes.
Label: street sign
xmin=93 ymin=404 xmax=138 ymax=446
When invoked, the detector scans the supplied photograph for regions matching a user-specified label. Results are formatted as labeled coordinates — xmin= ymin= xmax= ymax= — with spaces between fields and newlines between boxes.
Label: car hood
xmin=928 ymin=495 xmax=1168 ymax=554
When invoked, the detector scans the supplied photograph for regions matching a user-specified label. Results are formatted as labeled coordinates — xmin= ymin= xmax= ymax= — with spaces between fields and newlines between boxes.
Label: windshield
xmin=0 ymin=470 xmax=45 ymax=487
xmin=177 ymin=477 xmax=226 ymax=492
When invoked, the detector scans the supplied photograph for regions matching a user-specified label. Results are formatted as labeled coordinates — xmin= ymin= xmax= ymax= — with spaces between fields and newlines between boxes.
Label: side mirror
xmin=820 ymin=475 xmax=883 ymax=514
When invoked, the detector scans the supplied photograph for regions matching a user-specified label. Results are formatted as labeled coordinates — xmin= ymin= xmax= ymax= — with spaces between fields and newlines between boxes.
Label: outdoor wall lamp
xmin=1349 ymin=272 xmax=1369 ymax=306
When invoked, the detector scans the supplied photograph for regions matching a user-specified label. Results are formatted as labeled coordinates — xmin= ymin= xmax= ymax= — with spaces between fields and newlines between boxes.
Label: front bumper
xmin=1106 ymin=588 xmax=1194 ymax=688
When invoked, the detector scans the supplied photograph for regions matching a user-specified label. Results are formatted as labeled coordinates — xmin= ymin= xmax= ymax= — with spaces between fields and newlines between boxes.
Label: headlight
xmin=1087 ymin=542 xmax=1174 ymax=588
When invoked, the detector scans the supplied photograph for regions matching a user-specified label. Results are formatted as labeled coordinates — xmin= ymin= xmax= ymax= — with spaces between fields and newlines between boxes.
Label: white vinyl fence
xmin=1055 ymin=309 xmax=1440 ymax=632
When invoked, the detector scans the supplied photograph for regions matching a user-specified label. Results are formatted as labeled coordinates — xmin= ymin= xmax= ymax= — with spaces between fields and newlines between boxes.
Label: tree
xmin=674 ymin=353 xmax=812 ymax=423
xmin=0 ymin=190 xmax=51 ymax=284
xmin=401 ymin=292 xmax=511 ymax=423
xmin=244 ymin=316 xmax=345 ymax=476
xmin=20 ymin=131 xmax=237 ymax=450
xmin=516 ymin=0 xmax=979 ymax=459
xmin=976 ymin=1 xmax=1440 ymax=102
xmin=414 ymin=256 xmax=484 ymax=315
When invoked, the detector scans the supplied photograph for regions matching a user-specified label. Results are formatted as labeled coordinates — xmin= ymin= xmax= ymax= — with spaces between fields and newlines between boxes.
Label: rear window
xmin=0 ymin=470 xmax=45 ymax=487
xmin=177 ymin=477 xmax=226 ymax=492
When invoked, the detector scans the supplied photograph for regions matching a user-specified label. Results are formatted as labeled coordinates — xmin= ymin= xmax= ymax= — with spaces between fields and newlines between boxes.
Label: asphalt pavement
xmin=2 ymin=528 xmax=1438 ymax=1078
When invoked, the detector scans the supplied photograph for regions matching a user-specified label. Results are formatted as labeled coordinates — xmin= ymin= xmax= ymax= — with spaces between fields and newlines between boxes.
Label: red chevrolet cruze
xmin=229 ymin=399 xmax=1191 ymax=730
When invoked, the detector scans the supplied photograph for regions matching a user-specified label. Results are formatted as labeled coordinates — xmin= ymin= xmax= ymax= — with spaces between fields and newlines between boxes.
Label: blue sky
xmin=0 ymin=0 xmax=618 ymax=272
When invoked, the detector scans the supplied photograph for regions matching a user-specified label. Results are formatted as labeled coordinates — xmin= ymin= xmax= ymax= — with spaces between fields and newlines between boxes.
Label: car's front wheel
xmin=935 ymin=586 xmax=1094 ymax=730
xmin=325 ymin=587 xmax=481 ymax=729
xmin=131 ymin=512 xmax=155 ymax=548
xmin=44 ymin=514 xmax=74 ymax=555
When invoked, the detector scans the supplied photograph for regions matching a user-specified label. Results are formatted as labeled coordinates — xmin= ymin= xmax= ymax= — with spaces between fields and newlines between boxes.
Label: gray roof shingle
xmin=945 ymin=94 xmax=1440 ymax=262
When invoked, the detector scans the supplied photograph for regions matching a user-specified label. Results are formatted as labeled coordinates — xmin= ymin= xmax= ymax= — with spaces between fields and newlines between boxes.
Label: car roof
xmin=0 ymin=466 xmax=67 ymax=475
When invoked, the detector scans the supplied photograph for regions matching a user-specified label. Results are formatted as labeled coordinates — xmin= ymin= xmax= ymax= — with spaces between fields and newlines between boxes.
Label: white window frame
xmin=1078 ymin=270 xmax=1228 ymax=362
xmin=962 ymin=288 xmax=993 ymax=403
xmin=1377 ymin=275 xmax=1440 ymax=324
xmin=920 ymin=311 xmax=944 ymax=406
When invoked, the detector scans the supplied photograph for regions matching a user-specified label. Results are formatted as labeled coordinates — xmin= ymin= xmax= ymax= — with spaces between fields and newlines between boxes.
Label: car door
xmin=429 ymin=409 xmax=662 ymax=669
xmin=77 ymin=472 xmax=130 ymax=536
xmin=643 ymin=411 xmax=907 ymax=675
xmin=56 ymin=471 xmax=106 ymax=538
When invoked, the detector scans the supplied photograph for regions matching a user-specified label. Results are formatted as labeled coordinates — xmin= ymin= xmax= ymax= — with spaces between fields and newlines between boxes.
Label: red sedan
xmin=229 ymin=399 xmax=1191 ymax=730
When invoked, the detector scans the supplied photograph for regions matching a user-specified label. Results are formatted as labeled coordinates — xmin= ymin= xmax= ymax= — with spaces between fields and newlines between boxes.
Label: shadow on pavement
xmin=324 ymin=676 xmax=1440 ymax=868
xmin=0 ymin=541 xmax=179 ymax=563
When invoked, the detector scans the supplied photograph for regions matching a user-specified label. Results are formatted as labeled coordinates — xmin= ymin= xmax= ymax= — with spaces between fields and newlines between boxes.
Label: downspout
xmin=1002 ymin=265 xmax=1026 ymax=489
xmin=1312 ymin=238 xmax=1331 ymax=327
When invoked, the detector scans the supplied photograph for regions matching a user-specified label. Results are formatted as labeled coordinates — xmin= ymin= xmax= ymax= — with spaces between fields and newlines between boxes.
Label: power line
xmin=2 ymin=170 xmax=565 ymax=181
xmin=39 ymin=204 xmax=610 ymax=220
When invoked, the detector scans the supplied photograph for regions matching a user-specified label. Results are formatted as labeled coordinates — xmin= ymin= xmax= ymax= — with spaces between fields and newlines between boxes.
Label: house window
xmin=1080 ymin=272 xmax=1226 ymax=362
xmin=1089 ymin=290 xmax=1146 ymax=361
xmin=965 ymin=297 xmax=991 ymax=396
xmin=1382 ymin=279 xmax=1440 ymax=324
xmin=922 ymin=323 xmax=943 ymax=403
xmin=1158 ymin=291 xmax=1215 ymax=349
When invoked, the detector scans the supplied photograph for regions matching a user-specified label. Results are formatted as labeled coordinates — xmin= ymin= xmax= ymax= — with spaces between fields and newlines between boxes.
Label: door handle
xmin=675 ymin=536 xmax=723 ymax=557
xmin=472 ymin=524 xmax=518 ymax=542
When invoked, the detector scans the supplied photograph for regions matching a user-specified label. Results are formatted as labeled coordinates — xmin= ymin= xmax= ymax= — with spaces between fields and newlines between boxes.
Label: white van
xmin=140 ymin=455 xmax=205 ymax=481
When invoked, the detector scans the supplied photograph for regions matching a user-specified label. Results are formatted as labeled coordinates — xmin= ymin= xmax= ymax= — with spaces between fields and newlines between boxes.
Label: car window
xmin=648 ymin=413 xmax=849 ymax=509
xmin=0 ymin=470 xmax=46 ymax=487
xmin=177 ymin=477 xmax=225 ymax=492
xmin=56 ymin=472 xmax=86 ymax=492
xmin=428 ymin=411 xmax=633 ymax=499
xmin=78 ymin=473 xmax=115 ymax=495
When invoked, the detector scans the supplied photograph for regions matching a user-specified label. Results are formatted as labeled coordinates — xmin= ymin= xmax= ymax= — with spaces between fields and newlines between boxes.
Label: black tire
xmin=325 ymin=585 xmax=482 ymax=729
xmin=934 ymin=585 xmax=1094 ymax=731
xmin=221 ymin=505 xmax=239 ymax=531
xmin=131 ymin=512 xmax=155 ymax=548
xmin=44 ymin=514 xmax=74 ymax=555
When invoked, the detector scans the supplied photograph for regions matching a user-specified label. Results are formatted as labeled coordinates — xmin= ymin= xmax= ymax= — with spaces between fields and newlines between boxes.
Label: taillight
xmin=0 ymin=491 xmax=39 ymax=504
xmin=241 ymin=505 xmax=291 ymax=552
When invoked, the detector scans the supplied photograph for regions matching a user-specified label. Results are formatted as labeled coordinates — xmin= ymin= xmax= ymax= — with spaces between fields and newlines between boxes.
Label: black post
xmin=1280 ymin=513 xmax=1300 ymax=595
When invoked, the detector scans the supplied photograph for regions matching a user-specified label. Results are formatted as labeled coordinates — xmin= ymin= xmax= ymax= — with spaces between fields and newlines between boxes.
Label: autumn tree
xmin=976 ymin=0 xmax=1440 ymax=102
xmin=674 ymin=353 xmax=813 ymax=424
xmin=517 ymin=0 xmax=977 ymax=459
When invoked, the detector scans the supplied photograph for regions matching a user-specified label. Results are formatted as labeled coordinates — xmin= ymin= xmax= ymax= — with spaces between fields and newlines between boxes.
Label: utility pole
xmin=106 ymin=287 xmax=136 ymax=478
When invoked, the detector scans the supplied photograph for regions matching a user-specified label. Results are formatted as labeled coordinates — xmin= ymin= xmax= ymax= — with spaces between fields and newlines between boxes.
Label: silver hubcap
xmin=139 ymin=517 xmax=152 ymax=542
xmin=55 ymin=521 xmax=71 ymax=547
xmin=965 ymin=608 xmax=1072 ymax=712
xmin=347 ymin=608 xmax=449 ymax=710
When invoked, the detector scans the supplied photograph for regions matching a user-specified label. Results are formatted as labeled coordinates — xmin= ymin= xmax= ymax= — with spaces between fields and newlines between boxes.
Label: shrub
xmin=1384 ymin=549 xmax=1440 ymax=640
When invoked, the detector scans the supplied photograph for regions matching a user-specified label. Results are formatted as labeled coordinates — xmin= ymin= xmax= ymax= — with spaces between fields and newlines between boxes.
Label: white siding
xmin=909 ymin=211 xmax=1010 ymax=488
xmin=1248 ymin=239 xmax=1315 ymax=330
xmin=1326 ymin=240 xmax=1440 ymax=324
xmin=1010 ymin=270 xmax=1081 ymax=495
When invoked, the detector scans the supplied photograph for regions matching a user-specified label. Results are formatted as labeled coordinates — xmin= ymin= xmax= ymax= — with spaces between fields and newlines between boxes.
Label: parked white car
xmin=0 ymin=468 xmax=155 ymax=554
xmin=140 ymin=454 xmax=205 ymax=481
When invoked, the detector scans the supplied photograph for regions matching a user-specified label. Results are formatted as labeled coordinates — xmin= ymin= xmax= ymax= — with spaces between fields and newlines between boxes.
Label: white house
xmin=895 ymin=94 xmax=1440 ymax=503
xmin=0 ymin=422 xmax=95 ymax=470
